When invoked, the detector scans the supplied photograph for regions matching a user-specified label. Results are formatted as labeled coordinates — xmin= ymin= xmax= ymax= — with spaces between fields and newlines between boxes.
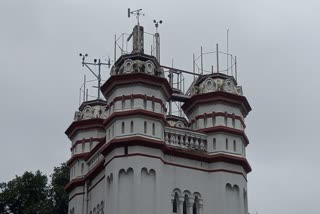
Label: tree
xmin=50 ymin=163 xmax=69 ymax=214
xmin=0 ymin=163 xmax=69 ymax=214
xmin=0 ymin=170 xmax=53 ymax=214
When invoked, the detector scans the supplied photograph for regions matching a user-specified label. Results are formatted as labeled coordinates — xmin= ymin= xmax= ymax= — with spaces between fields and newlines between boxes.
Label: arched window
xmin=193 ymin=196 xmax=199 ymax=214
xmin=121 ymin=122 xmax=125 ymax=134
xmin=226 ymin=138 xmax=229 ymax=150
xmin=183 ymin=195 xmax=188 ymax=214
xmin=144 ymin=121 xmax=147 ymax=134
xmin=233 ymin=140 xmax=236 ymax=152
xmin=173 ymin=192 xmax=179 ymax=213
xmin=213 ymin=138 xmax=216 ymax=150
xmin=152 ymin=123 xmax=155 ymax=135
xmin=130 ymin=121 xmax=134 ymax=132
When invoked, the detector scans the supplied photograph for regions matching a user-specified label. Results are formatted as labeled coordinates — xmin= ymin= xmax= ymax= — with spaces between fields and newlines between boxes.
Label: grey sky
xmin=1 ymin=0 xmax=319 ymax=213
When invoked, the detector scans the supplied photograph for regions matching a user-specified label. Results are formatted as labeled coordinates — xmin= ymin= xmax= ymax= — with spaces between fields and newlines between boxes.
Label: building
xmin=65 ymin=22 xmax=252 ymax=214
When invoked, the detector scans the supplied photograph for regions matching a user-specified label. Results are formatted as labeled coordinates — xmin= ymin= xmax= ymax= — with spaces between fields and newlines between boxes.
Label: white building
xmin=65 ymin=23 xmax=252 ymax=214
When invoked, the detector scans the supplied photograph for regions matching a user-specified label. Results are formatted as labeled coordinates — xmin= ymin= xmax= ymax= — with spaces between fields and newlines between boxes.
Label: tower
xmin=65 ymin=19 xmax=252 ymax=214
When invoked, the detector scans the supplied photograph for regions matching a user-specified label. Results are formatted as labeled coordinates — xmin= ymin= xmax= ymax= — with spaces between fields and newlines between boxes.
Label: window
xmin=213 ymin=138 xmax=216 ymax=150
xmin=212 ymin=112 xmax=216 ymax=126
xmin=143 ymin=96 xmax=147 ymax=109
xmin=233 ymin=140 xmax=236 ymax=152
xmin=74 ymin=145 xmax=77 ymax=153
xmin=232 ymin=113 xmax=236 ymax=128
xmin=112 ymin=125 xmax=114 ymax=137
xmin=152 ymin=123 xmax=155 ymax=135
xmin=204 ymin=115 xmax=207 ymax=128
xmin=81 ymin=163 xmax=84 ymax=174
xmin=82 ymin=143 xmax=85 ymax=152
xmin=152 ymin=97 xmax=155 ymax=111
xmin=226 ymin=138 xmax=229 ymax=150
xmin=121 ymin=98 xmax=125 ymax=110
xmin=130 ymin=121 xmax=134 ymax=132
xmin=183 ymin=195 xmax=188 ymax=214
xmin=144 ymin=121 xmax=147 ymax=134
xmin=108 ymin=129 xmax=111 ymax=141
xmin=124 ymin=146 xmax=128 ymax=155
xmin=173 ymin=192 xmax=179 ymax=213
xmin=130 ymin=96 xmax=134 ymax=108
xmin=121 ymin=122 xmax=125 ymax=134
xmin=224 ymin=112 xmax=228 ymax=126
xmin=193 ymin=196 xmax=199 ymax=214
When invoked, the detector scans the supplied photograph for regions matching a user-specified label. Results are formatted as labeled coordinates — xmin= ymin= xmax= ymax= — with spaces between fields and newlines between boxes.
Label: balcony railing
xmin=164 ymin=127 xmax=207 ymax=151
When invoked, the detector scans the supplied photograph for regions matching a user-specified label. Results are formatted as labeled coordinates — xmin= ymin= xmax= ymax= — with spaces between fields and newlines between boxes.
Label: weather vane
xmin=128 ymin=8 xmax=144 ymax=25
xmin=79 ymin=53 xmax=111 ymax=100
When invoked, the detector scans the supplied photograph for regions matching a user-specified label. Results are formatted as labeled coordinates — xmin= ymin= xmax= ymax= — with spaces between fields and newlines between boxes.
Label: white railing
xmin=164 ymin=127 xmax=207 ymax=151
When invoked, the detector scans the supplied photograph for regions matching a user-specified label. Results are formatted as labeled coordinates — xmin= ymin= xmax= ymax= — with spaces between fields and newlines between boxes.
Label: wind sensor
xmin=153 ymin=19 xmax=162 ymax=33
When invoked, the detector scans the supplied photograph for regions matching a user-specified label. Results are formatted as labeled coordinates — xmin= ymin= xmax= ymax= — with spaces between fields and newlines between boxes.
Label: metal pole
xmin=79 ymin=88 xmax=81 ymax=106
xmin=231 ymin=55 xmax=233 ymax=76
xmin=83 ymin=75 xmax=86 ymax=102
xmin=155 ymin=33 xmax=160 ymax=63
xmin=193 ymin=53 xmax=195 ymax=80
xmin=200 ymin=46 xmax=203 ymax=74
xmin=114 ymin=34 xmax=117 ymax=64
xmin=216 ymin=44 xmax=219 ymax=73
xmin=86 ymin=89 xmax=89 ymax=101
xmin=121 ymin=33 xmax=124 ymax=55
xmin=235 ymin=56 xmax=238 ymax=81
xmin=227 ymin=29 xmax=229 ymax=75
xmin=98 ymin=59 xmax=101 ymax=99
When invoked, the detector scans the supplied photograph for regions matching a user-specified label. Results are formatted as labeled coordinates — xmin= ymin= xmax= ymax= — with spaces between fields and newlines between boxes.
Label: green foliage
xmin=0 ymin=163 xmax=69 ymax=214
xmin=50 ymin=163 xmax=69 ymax=214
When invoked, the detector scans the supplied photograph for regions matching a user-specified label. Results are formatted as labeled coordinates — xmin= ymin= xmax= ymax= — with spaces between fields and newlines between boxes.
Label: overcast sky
xmin=1 ymin=0 xmax=320 ymax=213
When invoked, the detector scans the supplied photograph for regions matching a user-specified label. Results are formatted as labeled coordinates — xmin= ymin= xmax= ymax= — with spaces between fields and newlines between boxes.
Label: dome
xmin=190 ymin=73 xmax=243 ymax=96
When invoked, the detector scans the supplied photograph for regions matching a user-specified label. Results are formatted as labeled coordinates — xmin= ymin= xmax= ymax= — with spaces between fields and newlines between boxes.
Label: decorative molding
xmin=182 ymin=91 xmax=251 ymax=117
xmin=198 ymin=126 xmax=249 ymax=146
xmin=101 ymin=73 xmax=172 ymax=100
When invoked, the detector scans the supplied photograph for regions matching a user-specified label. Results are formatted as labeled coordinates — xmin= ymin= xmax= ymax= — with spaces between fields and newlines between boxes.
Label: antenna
xmin=226 ymin=28 xmax=229 ymax=75
xmin=79 ymin=53 xmax=111 ymax=100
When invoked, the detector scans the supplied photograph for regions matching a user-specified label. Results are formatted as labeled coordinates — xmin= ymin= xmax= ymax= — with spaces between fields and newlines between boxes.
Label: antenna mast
xmin=79 ymin=53 xmax=111 ymax=100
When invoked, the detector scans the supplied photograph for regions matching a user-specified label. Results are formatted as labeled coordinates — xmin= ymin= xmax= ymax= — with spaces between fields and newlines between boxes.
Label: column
xmin=187 ymin=198 xmax=195 ymax=214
